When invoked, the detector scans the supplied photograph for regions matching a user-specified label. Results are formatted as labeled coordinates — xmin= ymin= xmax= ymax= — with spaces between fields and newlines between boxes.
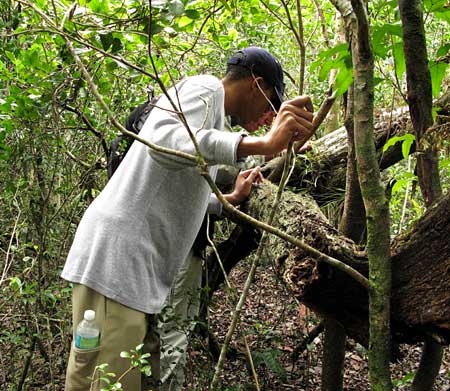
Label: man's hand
xmin=237 ymin=96 xmax=314 ymax=158
xmin=224 ymin=166 xmax=264 ymax=206
xmin=262 ymin=96 xmax=314 ymax=155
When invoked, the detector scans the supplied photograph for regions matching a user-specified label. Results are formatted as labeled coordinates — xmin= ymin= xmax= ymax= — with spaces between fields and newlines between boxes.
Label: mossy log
xmin=244 ymin=181 xmax=450 ymax=347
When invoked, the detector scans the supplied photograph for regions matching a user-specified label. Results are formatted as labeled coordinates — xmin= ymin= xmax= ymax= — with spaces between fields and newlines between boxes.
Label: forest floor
xmin=184 ymin=257 xmax=450 ymax=391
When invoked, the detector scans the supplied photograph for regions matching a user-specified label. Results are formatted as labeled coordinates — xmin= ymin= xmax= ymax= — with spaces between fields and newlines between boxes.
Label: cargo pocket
xmin=65 ymin=344 xmax=102 ymax=391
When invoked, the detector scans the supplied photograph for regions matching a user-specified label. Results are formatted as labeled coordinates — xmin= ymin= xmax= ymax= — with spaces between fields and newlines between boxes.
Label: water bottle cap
xmin=84 ymin=309 xmax=96 ymax=321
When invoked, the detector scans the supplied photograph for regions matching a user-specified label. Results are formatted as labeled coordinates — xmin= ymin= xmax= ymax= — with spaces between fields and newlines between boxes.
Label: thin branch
xmin=313 ymin=0 xmax=331 ymax=47
xmin=1 ymin=194 xmax=21 ymax=287
xmin=280 ymin=0 xmax=303 ymax=48
xmin=147 ymin=0 xmax=205 ymax=164
xmin=175 ymin=4 xmax=224 ymax=68
xmin=65 ymin=150 xmax=91 ymax=168
xmin=295 ymin=0 xmax=306 ymax=94
xmin=3 ymin=26 xmax=158 ymax=80
xmin=60 ymin=104 xmax=109 ymax=156
xmin=18 ymin=1 xmax=198 ymax=166
xmin=259 ymin=0 xmax=291 ymax=30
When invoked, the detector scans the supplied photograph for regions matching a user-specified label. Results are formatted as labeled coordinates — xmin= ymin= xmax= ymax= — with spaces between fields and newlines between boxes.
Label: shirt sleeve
xmin=206 ymin=193 xmax=223 ymax=216
xmin=145 ymin=76 xmax=244 ymax=170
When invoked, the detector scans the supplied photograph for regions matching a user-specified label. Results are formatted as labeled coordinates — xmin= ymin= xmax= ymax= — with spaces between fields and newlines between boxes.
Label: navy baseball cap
xmin=227 ymin=47 xmax=285 ymax=111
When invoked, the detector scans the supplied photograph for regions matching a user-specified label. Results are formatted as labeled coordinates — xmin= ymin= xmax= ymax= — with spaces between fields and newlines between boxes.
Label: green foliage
xmin=383 ymin=134 xmax=416 ymax=159
xmin=310 ymin=43 xmax=353 ymax=96
xmin=94 ymin=345 xmax=151 ymax=391
xmin=424 ymin=0 xmax=450 ymax=22
xmin=430 ymin=60 xmax=449 ymax=98
xmin=392 ymin=371 xmax=415 ymax=387
xmin=252 ymin=348 xmax=287 ymax=381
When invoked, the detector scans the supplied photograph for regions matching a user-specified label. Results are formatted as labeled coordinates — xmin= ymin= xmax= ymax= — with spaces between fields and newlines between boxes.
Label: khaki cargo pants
xmin=65 ymin=284 xmax=160 ymax=391
xmin=159 ymin=253 xmax=203 ymax=390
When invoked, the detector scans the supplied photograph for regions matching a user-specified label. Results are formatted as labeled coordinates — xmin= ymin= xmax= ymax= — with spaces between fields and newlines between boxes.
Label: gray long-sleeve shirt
xmin=62 ymin=75 xmax=244 ymax=314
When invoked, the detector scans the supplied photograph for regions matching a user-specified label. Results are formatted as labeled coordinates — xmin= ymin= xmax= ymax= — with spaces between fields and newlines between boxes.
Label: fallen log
xmin=243 ymin=181 xmax=450 ymax=347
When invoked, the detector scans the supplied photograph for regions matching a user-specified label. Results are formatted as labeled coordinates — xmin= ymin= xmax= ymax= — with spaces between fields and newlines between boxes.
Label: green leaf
xmin=392 ymin=42 xmax=405 ymax=81
xmin=391 ymin=179 xmax=407 ymax=195
xmin=334 ymin=65 xmax=353 ymax=96
xmin=228 ymin=28 xmax=239 ymax=41
xmin=383 ymin=134 xmax=416 ymax=159
xmin=100 ymin=33 xmax=114 ymax=51
xmin=88 ymin=0 xmax=109 ymax=13
xmin=106 ymin=59 xmax=118 ymax=71
xmin=430 ymin=61 xmax=448 ymax=98
xmin=0 ymin=59 xmax=13 ymax=79
xmin=120 ymin=351 xmax=131 ymax=358
xmin=9 ymin=277 xmax=22 ymax=292
xmin=110 ymin=37 xmax=123 ymax=54
xmin=317 ymin=43 xmax=349 ymax=61
xmin=424 ymin=0 xmax=447 ymax=12
xmin=185 ymin=9 xmax=200 ymax=19
xmin=434 ymin=9 xmax=450 ymax=22
xmin=177 ymin=16 xmax=194 ymax=28
xmin=437 ymin=43 xmax=450 ymax=57
xmin=147 ymin=21 xmax=164 ymax=36
xmin=401 ymin=134 xmax=415 ymax=159
xmin=372 ymin=23 xmax=403 ymax=58
xmin=432 ymin=107 xmax=439 ymax=122
xmin=374 ymin=76 xmax=385 ymax=86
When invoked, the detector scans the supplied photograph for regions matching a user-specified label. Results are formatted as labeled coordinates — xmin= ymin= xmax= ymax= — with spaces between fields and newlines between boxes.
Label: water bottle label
xmin=75 ymin=334 xmax=99 ymax=349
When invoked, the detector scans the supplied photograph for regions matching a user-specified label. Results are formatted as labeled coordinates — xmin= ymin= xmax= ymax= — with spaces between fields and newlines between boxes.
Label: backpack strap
xmin=107 ymin=96 xmax=160 ymax=180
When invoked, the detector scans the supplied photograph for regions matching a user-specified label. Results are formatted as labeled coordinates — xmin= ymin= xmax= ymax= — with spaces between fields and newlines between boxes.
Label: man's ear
xmin=252 ymin=76 xmax=265 ymax=92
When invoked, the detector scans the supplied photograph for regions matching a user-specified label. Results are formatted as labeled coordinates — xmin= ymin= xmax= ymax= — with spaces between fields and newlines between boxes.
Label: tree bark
xmin=321 ymin=318 xmax=346 ymax=391
xmin=398 ymin=2 xmax=444 ymax=387
xmin=412 ymin=336 xmax=444 ymax=391
xmin=398 ymin=0 xmax=442 ymax=207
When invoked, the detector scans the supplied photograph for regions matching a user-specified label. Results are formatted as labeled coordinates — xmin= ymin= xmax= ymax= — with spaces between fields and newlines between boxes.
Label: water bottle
xmin=75 ymin=309 xmax=100 ymax=349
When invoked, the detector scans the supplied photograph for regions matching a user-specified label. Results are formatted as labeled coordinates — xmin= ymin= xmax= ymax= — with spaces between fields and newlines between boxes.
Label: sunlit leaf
xmin=334 ymin=66 xmax=353 ymax=96
xmin=88 ymin=0 xmax=109 ymax=13
xmin=401 ymin=134 xmax=415 ymax=159
xmin=383 ymin=134 xmax=416 ymax=159
xmin=177 ymin=16 xmax=193 ymax=28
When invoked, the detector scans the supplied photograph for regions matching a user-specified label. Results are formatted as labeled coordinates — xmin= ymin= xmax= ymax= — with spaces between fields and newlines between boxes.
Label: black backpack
xmin=107 ymin=94 xmax=159 ymax=179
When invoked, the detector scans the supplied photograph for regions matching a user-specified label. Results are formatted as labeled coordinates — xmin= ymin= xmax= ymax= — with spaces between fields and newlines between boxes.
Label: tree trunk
xmin=412 ymin=336 xmax=444 ymax=391
xmin=398 ymin=2 xmax=444 ymax=387
xmin=350 ymin=1 xmax=392 ymax=388
xmin=398 ymin=0 xmax=442 ymax=207
xmin=321 ymin=318 xmax=346 ymax=391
